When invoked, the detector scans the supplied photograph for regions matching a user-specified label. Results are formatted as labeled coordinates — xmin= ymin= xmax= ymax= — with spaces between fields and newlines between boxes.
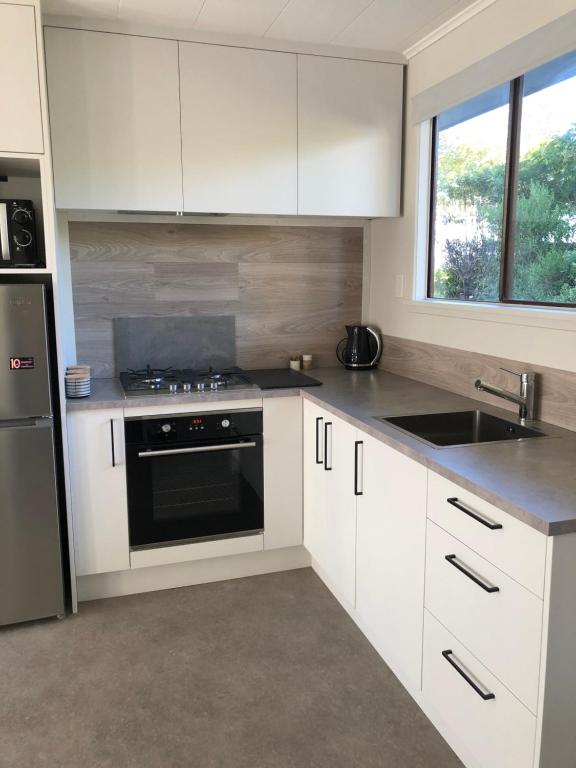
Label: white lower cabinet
xmin=303 ymin=400 xmax=356 ymax=606
xmin=301 ymin=404 xmax=576 ymax=768
xmin=356 ymin=433 xmax=427 ymax=690
xmin=69 ymin=398 xmax=303 ymax=578
xmin=67 ymin=409 xmax=130 ymax=576
xmin=423 ymin=610 xmax=536 ymax=768
xmin=425 ymin=520 xmax=543 ymax=713
xmin=263 ymin=396 xmax=303 ymax=550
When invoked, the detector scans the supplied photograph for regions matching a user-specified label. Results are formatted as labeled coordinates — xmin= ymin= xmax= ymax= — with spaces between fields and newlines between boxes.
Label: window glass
xmin=510 ymin=51 xmax=576 ymax=303
xmin=430 ymin=85 xmax=510 ymax=301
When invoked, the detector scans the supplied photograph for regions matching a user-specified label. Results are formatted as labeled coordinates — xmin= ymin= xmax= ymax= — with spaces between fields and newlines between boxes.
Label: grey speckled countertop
xmin=67 ymin=369 xmax=576 ymax=536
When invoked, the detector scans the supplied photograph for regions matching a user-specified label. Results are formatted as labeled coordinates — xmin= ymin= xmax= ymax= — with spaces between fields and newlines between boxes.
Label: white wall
xmin=365 ymin=0 xmax=576 ymax=372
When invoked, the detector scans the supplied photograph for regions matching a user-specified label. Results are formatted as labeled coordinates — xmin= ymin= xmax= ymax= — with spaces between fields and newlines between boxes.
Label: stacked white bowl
xmin=65 ymin=365 xmax=91 ymax=398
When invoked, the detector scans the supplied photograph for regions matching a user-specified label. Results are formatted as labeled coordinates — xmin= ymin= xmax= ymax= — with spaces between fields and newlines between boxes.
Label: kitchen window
xmin=428 ymin=50 xmax=576 ymax=307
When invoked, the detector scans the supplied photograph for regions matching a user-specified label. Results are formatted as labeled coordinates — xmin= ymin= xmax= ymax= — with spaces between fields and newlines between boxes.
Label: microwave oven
xmin=0 ymin=199 xmax=42 ymax=268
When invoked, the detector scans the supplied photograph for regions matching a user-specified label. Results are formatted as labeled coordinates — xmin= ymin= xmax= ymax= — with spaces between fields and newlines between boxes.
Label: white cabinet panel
xmin=427 ymin=471 xmax=547 ymax=598
xmin=423 ymin=610 xmax=536 ymax=768
xmin=425 ymin=520 xmax=543 ymax=713
xmin=303 ymin=400 xmax=356 ymax=606
xmin=0 ymin=4 xmax=43 ymax=153
xmin=45 ymin=28 xmax=182 ymax=211
xmin=322 ymin=413 xmax=357 ymax=605
xmin=297 ymin=55 xmax=403 ymax=217
xmin=180 ymin=42 xmax=297 ymax=214
xmin=356 ymin=433 xmax=427 ymax=690
xmin=303 ymin=400 xmax=329 ymax=565
xmin=67 ymin=410 xmax=130 ymax=576
xmin=263 ymin=396 xmax=303 ymax=550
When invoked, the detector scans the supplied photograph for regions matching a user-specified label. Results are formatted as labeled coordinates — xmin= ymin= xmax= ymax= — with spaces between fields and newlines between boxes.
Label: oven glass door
xmin=127 ymin=436 xmax=264 ymax=548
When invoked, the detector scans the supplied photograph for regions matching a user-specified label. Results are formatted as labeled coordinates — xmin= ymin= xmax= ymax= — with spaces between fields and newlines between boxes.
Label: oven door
xmin=126 ymin=435 xmax=264 ymax=548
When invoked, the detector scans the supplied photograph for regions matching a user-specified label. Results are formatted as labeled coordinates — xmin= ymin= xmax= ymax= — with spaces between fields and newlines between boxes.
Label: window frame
xmin=427 ymin=73 xmax=576 ymax=309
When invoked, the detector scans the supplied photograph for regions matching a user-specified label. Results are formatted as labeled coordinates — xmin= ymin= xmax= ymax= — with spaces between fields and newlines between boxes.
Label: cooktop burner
xmin=120 ymin=365 xmax=259 ymax=397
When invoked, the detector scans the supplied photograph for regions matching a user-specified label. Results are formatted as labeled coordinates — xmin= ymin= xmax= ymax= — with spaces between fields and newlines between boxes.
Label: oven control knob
xmin=221 ymin=419 xmax=230 ymax=428
xmin=169 ymin=383 xmax=178 ymax=394
xmin=13 ymin=229 xmax=33 ymax=248
xmin=12 ymin=207 xmax=31 ymax=224
xmin=161 ymin=423 xmax=172 ymax=433
xmin=182 ymin=382 xmax=191 ymax=393
xmin=197 ymin=382 xmax=205 ymax=392
xmin=210 ymin=382 xmax=219 ymax=391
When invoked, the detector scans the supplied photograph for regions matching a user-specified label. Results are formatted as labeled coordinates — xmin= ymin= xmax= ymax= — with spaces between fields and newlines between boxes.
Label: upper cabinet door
xmin=0 ymin=5 xmax=43 ymax=154
xmin=298 ymin=56 xmax=403 ymax=217
xmin=44 ymin=28 xmax=182 ymax=211
xmin=179 ymin=43 xmax=297 ymax=215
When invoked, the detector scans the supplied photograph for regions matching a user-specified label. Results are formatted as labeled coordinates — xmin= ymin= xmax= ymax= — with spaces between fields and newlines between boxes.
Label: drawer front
xmin=423 ymin=610 xmax=536 ymax=768
xmin=426 ymin=521 xmax=543 ymax=713
xmin=427 ymin=472 xmax=546 ymax=598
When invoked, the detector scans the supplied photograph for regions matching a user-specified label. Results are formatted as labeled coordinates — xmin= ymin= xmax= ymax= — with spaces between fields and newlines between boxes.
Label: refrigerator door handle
xmin=0 ymin=417 xmax=53 ymax=430
xmin=0 ymin=203 xmax=9 ymax=262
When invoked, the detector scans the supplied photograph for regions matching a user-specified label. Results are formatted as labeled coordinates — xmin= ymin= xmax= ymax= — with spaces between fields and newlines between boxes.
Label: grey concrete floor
xmin=0 ymin=568 xmax=462 ymax=768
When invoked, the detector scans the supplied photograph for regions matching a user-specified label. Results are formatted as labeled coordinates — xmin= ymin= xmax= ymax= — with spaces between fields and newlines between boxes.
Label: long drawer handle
xmin=315 ymin=416 xmax=323 ymax=464
xmin=324 ymin=422 xmax=332 ymax=471
xmin=447 ymin=497 xmax=503 ymax=530
xmin=445 ymin=554 xmax=500 ymax=593
xmin=442 ymin=650 xmax=495 ymax=701
xmin=354 ymin=440 xmax=363 ymax=496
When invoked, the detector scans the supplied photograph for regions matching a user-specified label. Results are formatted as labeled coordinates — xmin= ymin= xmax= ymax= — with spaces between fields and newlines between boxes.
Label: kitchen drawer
xmin=427 ymin=472 xmax=546 ymax=597
xmin=425 ymin=521 xmax=543 ymax=713
xmin=423 ymin=610 xmax=536 ymax=768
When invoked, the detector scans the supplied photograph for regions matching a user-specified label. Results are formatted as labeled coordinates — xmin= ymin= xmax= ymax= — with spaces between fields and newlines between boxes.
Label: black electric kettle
xmin=336 ymin=325 xmax=382 ymax=370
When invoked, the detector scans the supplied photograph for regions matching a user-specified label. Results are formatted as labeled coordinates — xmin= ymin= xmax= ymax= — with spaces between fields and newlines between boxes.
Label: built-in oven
xmin=125 ymin=409 xmax=263 ymax=549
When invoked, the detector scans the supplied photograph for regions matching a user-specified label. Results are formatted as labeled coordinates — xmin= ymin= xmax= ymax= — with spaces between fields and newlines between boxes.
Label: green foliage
xmin=434 ymin=123 xmax=576 ymax=304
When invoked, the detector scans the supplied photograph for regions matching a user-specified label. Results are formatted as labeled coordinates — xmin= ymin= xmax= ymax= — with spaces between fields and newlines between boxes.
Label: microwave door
xmin=0 ymin=203 xmax=9 ymax=264
xmin=0 ymin=284 xmax=52 ymax=420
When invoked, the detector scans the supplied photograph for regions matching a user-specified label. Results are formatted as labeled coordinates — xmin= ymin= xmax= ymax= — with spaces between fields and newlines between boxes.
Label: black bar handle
xmin=442 ymin=650 xmax=495 ymax=701
xmin=110 ymin=419 xmax=116 ymax=467
xmin=447 ymin=497 xmax=503 ymax=530
xmin=445 ymin=554 xmax=500 ymax=593
xmin=324 ymin=422 xmax=332 ymax=471
xmin=354 ymin=441 xmax=363 ymax=496
xmin=315 ymin=416 xmax=323 ymax=464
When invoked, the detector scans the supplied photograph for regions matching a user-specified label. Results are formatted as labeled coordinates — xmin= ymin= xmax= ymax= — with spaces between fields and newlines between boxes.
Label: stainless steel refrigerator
xmin=0 ymin=283 xmax=65 ymax=626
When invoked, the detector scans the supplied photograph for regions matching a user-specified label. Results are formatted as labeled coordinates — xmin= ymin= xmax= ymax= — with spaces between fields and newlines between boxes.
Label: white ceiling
xmin=42 ymin=0 xmax=479 ymax=53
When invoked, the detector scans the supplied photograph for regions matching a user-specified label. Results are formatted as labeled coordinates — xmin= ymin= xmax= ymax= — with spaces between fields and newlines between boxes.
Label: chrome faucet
xmin=475 ymin=368 xmax=536 ymax=424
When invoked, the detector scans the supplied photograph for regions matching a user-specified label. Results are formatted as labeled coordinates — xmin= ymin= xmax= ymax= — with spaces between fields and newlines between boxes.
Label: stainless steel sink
xmin=379 ymin=410 xmax=546 ymax=448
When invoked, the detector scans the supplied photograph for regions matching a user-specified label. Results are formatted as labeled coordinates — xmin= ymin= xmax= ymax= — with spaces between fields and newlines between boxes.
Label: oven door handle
xmin=137 ymin=441 xmax=258 ymax=458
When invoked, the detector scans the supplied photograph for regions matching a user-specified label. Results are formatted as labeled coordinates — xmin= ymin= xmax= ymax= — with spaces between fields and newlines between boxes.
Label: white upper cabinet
xmin=297 ymin=55 xmax=403 ymax=217
xmin=0 ymin=4 xmax=43 ymax=154
xmin=179 ymin=43 xmax=297 ymax=215
xmin=44 ymin=28 xmax=182 ymax=211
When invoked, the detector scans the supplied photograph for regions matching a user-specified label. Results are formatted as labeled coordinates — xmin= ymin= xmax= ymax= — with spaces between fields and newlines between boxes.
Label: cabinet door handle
xmin=324 ymin=422 xmax=332 ymax=471
xmin=445 ymin=554 xmax=500 ymax=593
xmin=110 ymin=418 xmax=124 ymax=467
xmin=315 ymin=416 xmax=324 ymax=464
xmin=442 ymin=650 xmax=495 ymax=701
xmin=447 ymin=497 xmax=503 ymax=530
xmin=354 ymin=441 xmax=363 ymax=495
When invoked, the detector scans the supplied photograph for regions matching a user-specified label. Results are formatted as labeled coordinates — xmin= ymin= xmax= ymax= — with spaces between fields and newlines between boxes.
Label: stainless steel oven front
xmin=125 ymin=409 xmax=263 ymax=549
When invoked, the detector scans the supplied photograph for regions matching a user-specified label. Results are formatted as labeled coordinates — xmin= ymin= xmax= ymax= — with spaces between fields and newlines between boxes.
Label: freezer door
xmin=0 ymin=418 xmax=64 ymax=625
xmin=0 ymin=284 xmax=51 ymax=420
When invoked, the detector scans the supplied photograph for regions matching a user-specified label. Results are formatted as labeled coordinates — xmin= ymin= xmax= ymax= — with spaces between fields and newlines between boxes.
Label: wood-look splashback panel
xmin=381 ymin=335 xmax=576 ymax=432
xmin=69 ymin=222 xmax=363 ymax=377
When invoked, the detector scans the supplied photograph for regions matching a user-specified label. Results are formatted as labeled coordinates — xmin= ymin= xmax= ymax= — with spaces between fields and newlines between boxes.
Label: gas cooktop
xmin=119 ymin=366 xmax=259 ymax=397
